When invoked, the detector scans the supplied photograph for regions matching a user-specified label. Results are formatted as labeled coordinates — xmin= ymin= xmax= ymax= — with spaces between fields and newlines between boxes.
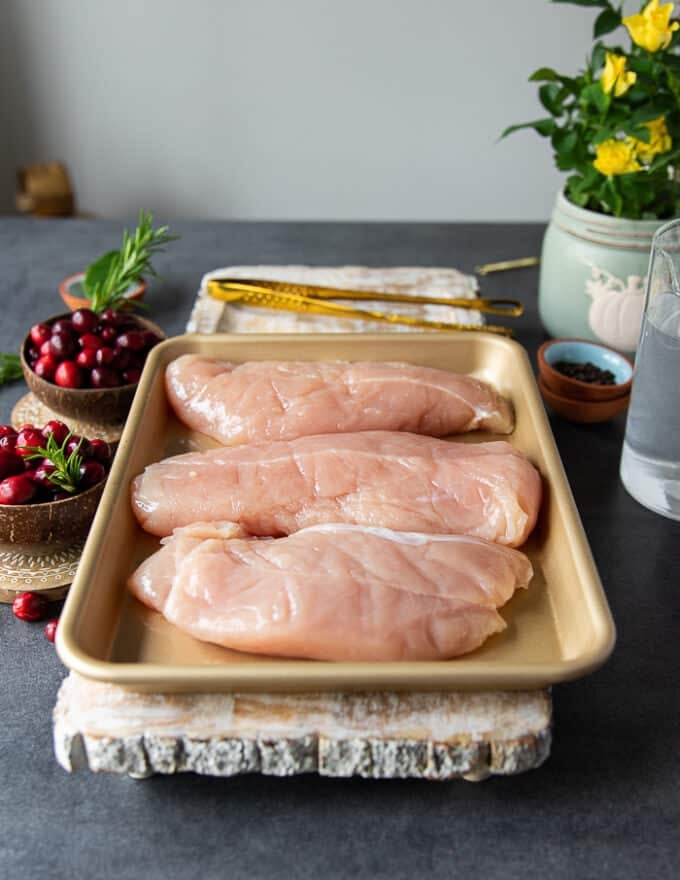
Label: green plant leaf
xmin=539 ymin=83 xmax=564 ymax=115
xmin=593 ymin=8 xmax=621 ymax=38
xmin=0 ymin=353 xmax=22 ymax=385
xmin=582 ymin=81 xmax=610 ymax=113
xmin=631 ymin=99 xmax=675 ymax=124
xmin=500 ymin=118 xmax=556 ymax=139
xmin=83 ymin=250 xmax=119 ymax=297
xmin=529 ymin=67 xmax=561 ymax=82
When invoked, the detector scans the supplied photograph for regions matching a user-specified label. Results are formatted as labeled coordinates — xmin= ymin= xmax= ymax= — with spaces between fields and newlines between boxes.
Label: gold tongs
xmin=207 ymin=278 xmax=522 ymax=337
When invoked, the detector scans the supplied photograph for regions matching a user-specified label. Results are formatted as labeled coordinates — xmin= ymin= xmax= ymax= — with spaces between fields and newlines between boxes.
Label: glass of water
xmin=621 ymin=218 xmax=680 ymax=519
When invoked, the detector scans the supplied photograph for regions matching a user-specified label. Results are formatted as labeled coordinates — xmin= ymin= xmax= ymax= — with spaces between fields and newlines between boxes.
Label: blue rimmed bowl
xmin=538 ymin=338 xmax=633 ymax=403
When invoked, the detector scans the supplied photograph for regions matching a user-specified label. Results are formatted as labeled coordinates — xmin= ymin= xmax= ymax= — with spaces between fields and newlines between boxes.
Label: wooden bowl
xmin=21 ymin=313 xmax=165 ymax=425
xmin=538 ymin=339 xmax=633 ymax=402
xmin=59 ymin=272 xmax=146 ymax=312
xmin=538 ymin=377 xmax=630 ymax=424
xmin=0 ymin=479 xmax=106 ymax=545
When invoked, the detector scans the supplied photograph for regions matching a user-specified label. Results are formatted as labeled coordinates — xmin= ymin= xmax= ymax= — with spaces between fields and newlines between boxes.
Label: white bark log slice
xmin=54 ymin=675 xmax=551 ymax=781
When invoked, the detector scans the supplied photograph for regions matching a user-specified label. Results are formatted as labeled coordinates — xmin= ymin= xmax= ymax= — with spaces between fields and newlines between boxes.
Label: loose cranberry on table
xmin=12 ymin=591 xmax=50 ymax=622
xmin=45 ymin=618 xmax=59 ymax=642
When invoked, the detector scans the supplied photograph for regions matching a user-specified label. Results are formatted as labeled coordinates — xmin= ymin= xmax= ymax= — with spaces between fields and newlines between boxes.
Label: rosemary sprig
xmin=86 ymin=209 xmax=178 ymax=313
xmin=23 ymin=432 xmax=83 ymax=494
xmin=0 ymin=353 xmax=22 ymax=386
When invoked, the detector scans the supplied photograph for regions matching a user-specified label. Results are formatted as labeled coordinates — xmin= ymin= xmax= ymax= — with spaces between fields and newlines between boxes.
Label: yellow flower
xmin=627 ymin=116 xmax=673 ymax=162
xmin=593 ymin=139 xmax=643 ymax=175
xmin=623 ymin=0 xmax=679 ymax=52
xmin=601 ymin=52 xmax=637 ymax=96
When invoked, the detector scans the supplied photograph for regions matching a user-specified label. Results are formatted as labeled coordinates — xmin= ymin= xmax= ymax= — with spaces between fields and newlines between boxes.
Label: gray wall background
xmin=0 ymin=0 xmax=627 ymax=221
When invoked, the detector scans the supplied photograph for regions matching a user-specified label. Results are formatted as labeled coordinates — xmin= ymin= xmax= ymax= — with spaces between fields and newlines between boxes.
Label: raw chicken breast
xmin=165 ymin=356 xmax=514 ymax=444
xmin=132 ymin=431 xmax=541 ymax=546
xmin=128 ymin=522 xmax=533 ymax=661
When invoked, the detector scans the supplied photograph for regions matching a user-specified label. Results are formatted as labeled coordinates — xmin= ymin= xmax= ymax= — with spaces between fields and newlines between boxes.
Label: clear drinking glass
xmin=620 ymin=218 xmax=680 ymax=519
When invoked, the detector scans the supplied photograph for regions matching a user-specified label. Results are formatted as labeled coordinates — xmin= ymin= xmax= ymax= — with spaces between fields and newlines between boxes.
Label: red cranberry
xmin=51 ymin=318 xmax=75 ymax=337
xmin=52 ymin=490 xmax=71 ymax=501
xmin=27 ymin=345 xmax=40 ymax=363
xmin=116 ymin=331 xmax=145 ymax=352
xmin=71 ymin=308 xmax=99 ymax=335
xmin=141 ymin=330 xmax=162 ymax=350
xmin=45 ymin=618 xmax=59 ymax=643
xmin=89 ymin=438 xmax=111 ymax=465
xmin=30 ymin=323 xmax=52 ymax=347
xmin=99 ymin=308 xmax=121 ymax=326
xmin=0 ymin=426 xmax=17 ymax=439
xmin=33 ymin=463 xmax=56 ymax=487
xmin=0 ymin=434 xmax=17 ymax=453
xmin=79 ymin=460 xmax=106 ymax=488
xmin=90 ymin=366 xmax=121 ymax=388
xmin=79 ymin=333 xmax=105 ymax=351
xmin=0 ymin=450 xmax=24 ymax=480
xmin=49 ymin=332 xmax=77 ymax=360
xmin=122 ymin=368 xmax=142 ymax=384
xmin=15 ymin=428 xmax=44 ymax=457
xmin=42 ymin=420 xmax=70 ymax=445
xmin=54 ymin=361 xmax=84 ymax=389
xmin=95 ymin=347 xmax=115 ymax=366
xmin=76 ymin=348 xmax=97 ymax=369
xmin=39 ymin=340 xmax=55 ymax=358
xmin=65 ymin=435 xmax=91 ymax=458
xmin=34 ymin=355 xmax=59 ymax=381
xmin=100 ymin=326 xmax=118 ymax=344
xmin=0 ymin=474 xmax=37 ymax=504
xmin=12 ymin=591 xmax=49 ymax=622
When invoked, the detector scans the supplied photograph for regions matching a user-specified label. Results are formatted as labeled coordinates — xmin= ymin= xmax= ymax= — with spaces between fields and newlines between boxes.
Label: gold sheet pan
xmin=56 ymin=333 xmax=615 ymax=692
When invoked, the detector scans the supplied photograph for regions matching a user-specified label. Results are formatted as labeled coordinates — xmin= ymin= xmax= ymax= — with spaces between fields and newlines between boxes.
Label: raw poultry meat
xmin=131 ymin=431 xmax=541 ymax=546
xmin=165 ymin=356 xmax=514 ymax=444
xmin=128 ymin=522 xmax=533 ymax=661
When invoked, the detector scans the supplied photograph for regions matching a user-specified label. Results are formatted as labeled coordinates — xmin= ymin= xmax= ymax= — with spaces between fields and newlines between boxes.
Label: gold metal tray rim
xmin=56 ymin=332 xmax=616 ymax=692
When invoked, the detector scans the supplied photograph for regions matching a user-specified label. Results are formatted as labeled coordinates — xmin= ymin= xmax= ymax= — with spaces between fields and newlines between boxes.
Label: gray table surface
xmin=0 ymin=218 xmax=677 ymax=880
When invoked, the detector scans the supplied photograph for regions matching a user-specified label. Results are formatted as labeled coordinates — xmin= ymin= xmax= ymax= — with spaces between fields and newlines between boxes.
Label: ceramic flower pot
xmin=538 ymin=191 xmax=664 ymax=353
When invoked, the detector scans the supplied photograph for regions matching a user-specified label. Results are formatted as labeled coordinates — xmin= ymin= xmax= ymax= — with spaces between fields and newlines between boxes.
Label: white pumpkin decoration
xmin=585 ymin=265 xmax=645 ymax=351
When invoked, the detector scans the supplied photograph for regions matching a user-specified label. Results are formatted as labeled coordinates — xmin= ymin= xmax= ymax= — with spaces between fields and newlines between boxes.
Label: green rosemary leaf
xmin=23 ymin=431 xmax=83 ymax=495
xmin=0 ymin=353 xmax=22 ymax=385
xmin=86 ymin=209 xmax=179 ymax=313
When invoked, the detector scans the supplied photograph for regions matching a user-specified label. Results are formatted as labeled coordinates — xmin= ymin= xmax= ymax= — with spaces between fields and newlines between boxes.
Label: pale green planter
xmin=538 ymin=192 xmax=665 ymax=352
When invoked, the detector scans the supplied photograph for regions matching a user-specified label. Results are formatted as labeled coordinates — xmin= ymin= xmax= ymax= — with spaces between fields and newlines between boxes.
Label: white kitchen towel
xmin=186 ymin=265 xmax=481 ymax=334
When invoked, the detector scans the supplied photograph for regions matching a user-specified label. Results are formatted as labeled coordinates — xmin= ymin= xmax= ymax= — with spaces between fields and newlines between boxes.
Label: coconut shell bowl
xmin=537 ymin=338 xmax=634 ymax=424
xmin=21 ymin=312 xmax=165 ymax=427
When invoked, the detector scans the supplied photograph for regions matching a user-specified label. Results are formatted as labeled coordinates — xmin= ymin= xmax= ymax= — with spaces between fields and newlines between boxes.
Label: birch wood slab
xmin=54 ymin=674 xmax=551 ymax=781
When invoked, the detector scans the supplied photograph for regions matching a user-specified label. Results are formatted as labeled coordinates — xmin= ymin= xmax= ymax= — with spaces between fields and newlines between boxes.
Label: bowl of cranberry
xmin=21 ymin=308 xmax=165 ymax=424
xmin=0 ymin=420 xmax=111 ymax=544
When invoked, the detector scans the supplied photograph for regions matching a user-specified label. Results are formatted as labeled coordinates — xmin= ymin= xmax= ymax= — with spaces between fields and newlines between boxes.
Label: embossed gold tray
xmin=56 ymin=333 xmax=616 ymax=692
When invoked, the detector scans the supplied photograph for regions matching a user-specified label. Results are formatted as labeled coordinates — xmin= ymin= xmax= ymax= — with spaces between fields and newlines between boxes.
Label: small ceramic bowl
xmin=59 ymin=272 xmax=146 ymax=312
xmin=538 ymin=339 xmax=633 ymax=402
xmin=0 ymin=479 xmax=106 ymax=545
xmin=538 ymin=377 xmax=629 ymax=424
xmin=21 ymin=313 xmax=165 ymax=425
